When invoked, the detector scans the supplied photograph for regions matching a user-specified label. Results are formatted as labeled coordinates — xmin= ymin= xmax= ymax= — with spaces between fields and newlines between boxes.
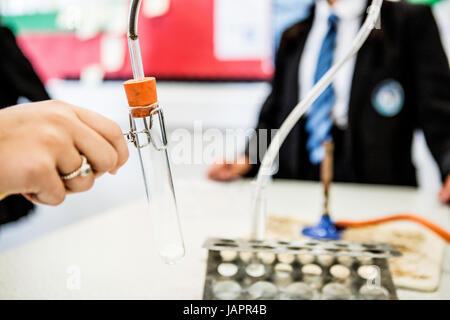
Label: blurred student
xmin=208 ymin=0 xmax=450 ymax=204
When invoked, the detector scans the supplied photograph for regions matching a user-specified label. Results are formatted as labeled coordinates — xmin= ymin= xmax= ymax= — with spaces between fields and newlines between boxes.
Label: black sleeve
xmin=0 ymin=195 xmax=34 ymax=226
xmin=244 ymin=33 xmax=288 ymax=177
xmin=0 ymin=26 xmax=50 ymax=106
xmin=407 ymin=6 xmax=450 ymax=180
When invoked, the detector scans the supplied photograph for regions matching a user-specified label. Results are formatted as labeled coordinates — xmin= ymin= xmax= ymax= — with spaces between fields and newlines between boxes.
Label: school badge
xmin=371 ymin=79 xmax=405 ymax=117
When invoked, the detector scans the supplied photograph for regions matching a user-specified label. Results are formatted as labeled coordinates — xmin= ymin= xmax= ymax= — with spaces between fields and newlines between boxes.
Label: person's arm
xmin=0 ymin=100 xmax=129 ymax=206
xmin=406 ymin=5 xmax=450 ymax=203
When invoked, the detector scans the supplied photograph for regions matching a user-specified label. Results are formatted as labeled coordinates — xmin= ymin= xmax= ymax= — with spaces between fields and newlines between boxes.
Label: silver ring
xmin=61 ymin=155 xmax=92 ymax=181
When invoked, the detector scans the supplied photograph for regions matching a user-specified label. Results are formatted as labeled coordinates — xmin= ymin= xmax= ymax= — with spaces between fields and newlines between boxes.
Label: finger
xmin=24 ymin=193 xmax=51 ymax=205
xmin=72 ymin=106 xmax=129 ymax=173
xmin=207 ymin=170 xmax=216 ymax=180
xmin=207 ymin=164 xmax=221 ymax=179
xmin=27 ymin=167 xmax=66 ymax=206
xmin=23 ymin=193 xmax=36 ymax=203
xmin=438 ymin=193 xmax=449 ymax=204
xmin=71 ymin=121 xmax=119 ymax=177
xmin=230 ymin=165 xmax=246 ymax=177
xmin=208 ymin=164 xmax=229 ymax=180
xmin=57 ymin=147 xmax=95 ymax=193
xmin=216 ymin=174 xmax=238 ymax=182
xmin=438 ymin=187 xmax=450 ymax=203
xmin=216 ymin=168 xmax=238 ymax=182
xmin=23 ymin=193 xmax=41 ymax=204
xmin=438 ymin=177 xmax=450 ymax=203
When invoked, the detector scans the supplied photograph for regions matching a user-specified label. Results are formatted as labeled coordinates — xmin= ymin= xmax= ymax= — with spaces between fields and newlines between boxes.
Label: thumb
xmin=438 ymin=176 xmax=450 ymax=204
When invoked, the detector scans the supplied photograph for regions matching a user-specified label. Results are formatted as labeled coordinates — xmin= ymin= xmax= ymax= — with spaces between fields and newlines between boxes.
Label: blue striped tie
xmin=306 ymin=14 xmax=339 ymax=164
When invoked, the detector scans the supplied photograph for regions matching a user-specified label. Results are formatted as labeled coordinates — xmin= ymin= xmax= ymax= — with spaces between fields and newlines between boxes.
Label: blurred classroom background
xmin=0 ymin=0 xmax=448 ymax=251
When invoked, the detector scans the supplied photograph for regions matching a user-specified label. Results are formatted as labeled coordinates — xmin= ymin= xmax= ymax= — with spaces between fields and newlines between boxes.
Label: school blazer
xmin=247 ymin=0 xmax=450 ymax=187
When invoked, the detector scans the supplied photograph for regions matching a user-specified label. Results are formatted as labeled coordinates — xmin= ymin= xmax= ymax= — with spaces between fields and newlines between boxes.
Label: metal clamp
xmin=124 ymin=106 xmax=168 ymax=151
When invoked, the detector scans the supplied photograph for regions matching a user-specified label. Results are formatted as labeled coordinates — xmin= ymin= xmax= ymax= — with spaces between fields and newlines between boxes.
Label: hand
xmin=0 ymin=100 xmax=129 ymax=205
xmin=438 ymin=175 xmax=450 ymax=204
xmin=207 ymin=156 xmax=252 ymax=182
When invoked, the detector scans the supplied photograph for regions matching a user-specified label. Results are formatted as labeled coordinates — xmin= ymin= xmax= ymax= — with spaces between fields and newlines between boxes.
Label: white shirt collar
xmin=316 ymin=0 xmax=367 ymax=21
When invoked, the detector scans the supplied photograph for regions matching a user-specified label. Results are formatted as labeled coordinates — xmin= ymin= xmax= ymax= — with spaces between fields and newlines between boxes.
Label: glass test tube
xmin=132 ymin=109 xmax=185 ymax=264
xmin=125 ymin=37 xmax=185 ymax=264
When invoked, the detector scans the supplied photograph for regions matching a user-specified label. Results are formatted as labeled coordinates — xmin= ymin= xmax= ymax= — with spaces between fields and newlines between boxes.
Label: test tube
xmin=124 ymin=0 xmax=185 ymax=264
xmin=123 ymin=77 xmax=185 ymax=265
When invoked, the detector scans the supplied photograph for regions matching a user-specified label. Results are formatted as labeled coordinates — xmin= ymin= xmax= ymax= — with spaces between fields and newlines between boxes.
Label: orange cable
xmin=336 ymin=214 xmax=450 ymax=243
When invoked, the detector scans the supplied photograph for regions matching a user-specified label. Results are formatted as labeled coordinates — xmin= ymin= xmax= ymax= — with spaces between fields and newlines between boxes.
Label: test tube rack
xmin=202 ymin=238 xmax=401 ymax=300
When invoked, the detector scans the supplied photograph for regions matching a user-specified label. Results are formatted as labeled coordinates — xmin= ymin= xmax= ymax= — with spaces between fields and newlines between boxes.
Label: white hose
xmin=251 ymin=0 xmax=384 ymax=239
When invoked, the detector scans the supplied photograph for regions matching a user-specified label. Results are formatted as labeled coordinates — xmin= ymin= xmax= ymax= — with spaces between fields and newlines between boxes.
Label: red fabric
xmin=18 ymin=33 xmax=101 ymax=83
xmin=16 ymin=0 xmax=273 ymax=83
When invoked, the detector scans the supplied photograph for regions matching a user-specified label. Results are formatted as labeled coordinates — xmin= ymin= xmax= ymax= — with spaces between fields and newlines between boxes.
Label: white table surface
xmin=0 ymin=180 xmax=448 ymax=299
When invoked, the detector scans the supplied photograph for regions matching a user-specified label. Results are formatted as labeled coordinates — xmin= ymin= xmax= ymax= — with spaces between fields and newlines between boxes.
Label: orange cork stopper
xmin=123 ymin=77 xmax=158 ymax=118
